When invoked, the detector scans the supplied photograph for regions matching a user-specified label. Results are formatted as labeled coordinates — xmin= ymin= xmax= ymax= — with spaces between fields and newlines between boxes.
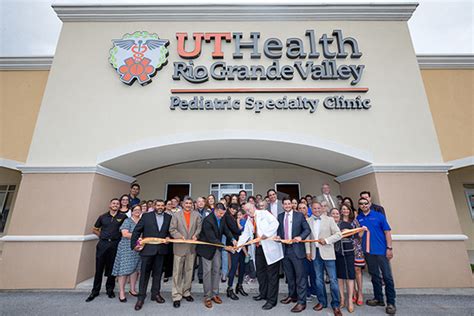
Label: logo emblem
xmin=109 ymin=31 xmax=169 ymax=86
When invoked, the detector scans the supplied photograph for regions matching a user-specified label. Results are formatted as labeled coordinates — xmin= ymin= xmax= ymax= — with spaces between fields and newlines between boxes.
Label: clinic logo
xmin=109 ymin=31 xmax=169 ymax=86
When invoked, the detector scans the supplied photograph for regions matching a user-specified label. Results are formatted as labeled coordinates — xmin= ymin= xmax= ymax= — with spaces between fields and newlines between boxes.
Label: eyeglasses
xmin=359 ymin=202 xmax=369 ymax=206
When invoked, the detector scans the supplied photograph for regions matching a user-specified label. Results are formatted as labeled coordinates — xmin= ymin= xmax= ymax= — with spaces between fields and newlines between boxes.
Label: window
xmin=166 ymin=183 xmax=191 ymax=201
xmin=210 ymin=183 xmax=253 ymax=199
xmin=275 ymin=183 xmax=301 ymax=200
xmin=0 ymin=185 xmax=16 ymax=234
xmin=464 ymin=185 xmax=474 ymax=219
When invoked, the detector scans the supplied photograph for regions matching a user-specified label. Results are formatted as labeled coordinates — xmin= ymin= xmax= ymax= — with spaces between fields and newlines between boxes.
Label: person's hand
xmin=192 ymin=235 xmax=198 ymax=241
xmin=319 ymin=239 xmax=327 ymax=245
xmin=181 ymin=236 xmax=185 ymax=240
xmin=232 ymin=239 xmax=238 ymax=247
xmin=260 ymin=234 xmax=268 ymax=240
xmin=386 ymin=248 xmax=393 ymax=260
xmin=134 ymin=238 xmax=144 ymax=251
xmin=225 ymin=246 xmax=235 ymax=253
xmin=363 ymin=226 xmax=368 ymax=231
xmin=165 ymin=237 xmax=170 ymax=244
xmin=293 ymin=236 xmax=302 ymax=242
xmin=273 ymin=236 xmax=281 ymax=241
xmin=306 ymin=254 xmax=312 ymax=261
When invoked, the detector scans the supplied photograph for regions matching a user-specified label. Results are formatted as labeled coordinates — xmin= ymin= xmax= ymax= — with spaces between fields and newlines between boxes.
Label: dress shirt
xmin=155 ymin=212 xmax=164 ymax=230
xmin=284 ymin=211 xmax=293 ymax=240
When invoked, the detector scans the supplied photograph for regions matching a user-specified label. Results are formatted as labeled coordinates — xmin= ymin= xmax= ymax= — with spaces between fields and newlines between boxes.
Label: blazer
xmin=131 ymin=211 xmax=172 ymax=256
xmin=277 ymin=211 xmax=311 ymax=259
xmin=169 ymin=210 xmax=202 ymax=256
xmin=305 ymin=214 xmax=342 ymax=261
xmin=268 ymin=200 xmax=284 ymax=217
xmin=196 ymin=213 xmax=234 ymax=260
xmin=316 ymin=194 xmax=340 ymax=209
xmin=223 ymin=212 xmax=242 ymax=245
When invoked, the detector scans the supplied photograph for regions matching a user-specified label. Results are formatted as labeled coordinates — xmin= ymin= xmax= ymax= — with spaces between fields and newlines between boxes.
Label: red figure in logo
xmin=118 ymin=57 xmax=155 ymax=84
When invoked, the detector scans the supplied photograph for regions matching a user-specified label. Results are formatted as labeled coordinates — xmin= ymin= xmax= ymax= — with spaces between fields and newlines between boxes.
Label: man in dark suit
xmin=131 ymin=199 xmax=172 ymax=311
xmin=277 ymin=197 xmax=311 ymax=313
xmin=196 ymin=203 xmax=236 ymax=308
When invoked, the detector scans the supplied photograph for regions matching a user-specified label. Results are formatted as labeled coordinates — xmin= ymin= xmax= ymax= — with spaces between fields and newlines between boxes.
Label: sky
xmin=0 ymin=0 xmax=473 ymax=57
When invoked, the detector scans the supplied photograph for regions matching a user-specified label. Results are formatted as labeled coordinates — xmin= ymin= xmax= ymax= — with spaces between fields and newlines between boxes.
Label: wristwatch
xmin=386 ymin=246 xmax=393 ymax=250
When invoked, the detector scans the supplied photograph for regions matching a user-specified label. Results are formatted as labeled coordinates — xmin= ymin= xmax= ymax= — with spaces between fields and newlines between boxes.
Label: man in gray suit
xmin=316 ymin=184 xmax=339 ymax=209
xmin=169 ymin=197 xmax=202 ymax=308
xmin=267 ymin=189 xmax=284 ymax=218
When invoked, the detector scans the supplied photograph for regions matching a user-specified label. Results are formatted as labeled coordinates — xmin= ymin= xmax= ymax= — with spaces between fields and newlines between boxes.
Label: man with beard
xmin=131 ymin=199 xmax=172 ymax=310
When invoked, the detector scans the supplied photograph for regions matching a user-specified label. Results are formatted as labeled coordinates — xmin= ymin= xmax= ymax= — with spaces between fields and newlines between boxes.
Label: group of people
xmin=86 ymin=183 xmax=397 ymax=315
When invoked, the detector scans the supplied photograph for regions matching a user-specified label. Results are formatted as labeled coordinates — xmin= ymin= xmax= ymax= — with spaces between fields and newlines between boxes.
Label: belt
xmin=101 ymin=238 xmax=119 ymax=242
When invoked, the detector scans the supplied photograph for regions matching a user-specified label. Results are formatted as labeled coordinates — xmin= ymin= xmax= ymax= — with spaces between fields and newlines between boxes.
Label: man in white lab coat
xmin=237 ymin=201 xmax=283 ymax=310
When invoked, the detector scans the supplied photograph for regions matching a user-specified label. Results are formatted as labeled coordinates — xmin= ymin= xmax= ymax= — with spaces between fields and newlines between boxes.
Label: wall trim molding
xmin=0 ymin=234 xmax=466 ymax=242
xmin=447 ymin=156 xmax=474 ymax=170
xmin=0 ymin=56 xmax=53 ymax=71
xmin=335 ymin=163 xmax=451 ymax=183
xmin=0 ymin=158 xmax=25 ymax=171
xmin=0 ymin=234 xmax=98 ymax=242
xmin=17 ymin=165 xmax=136 ymax=183
xmin=392 ymin=234 xmax=468 ymax=241
xmin=417 ymin=54 xmax=474 ymax=69
xmin=52 ymin=3 xmax=418 ymax=22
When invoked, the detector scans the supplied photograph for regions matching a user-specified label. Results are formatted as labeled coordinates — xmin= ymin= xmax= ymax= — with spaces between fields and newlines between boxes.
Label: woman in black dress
xmin=332 ymin=205 xmax=357 ymax=313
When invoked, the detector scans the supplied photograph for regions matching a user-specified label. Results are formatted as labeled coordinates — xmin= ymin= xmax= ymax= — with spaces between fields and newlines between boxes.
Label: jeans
xmin=221 ymin=236 xmax=228 ymax=278
xmin=365 ymin=254 xmax=396 ymax=305
xmin=303 ymin=258 xmax=317 ymax=296
xmin=228 ymin=250 xmax=246 ymax=287
xmin=313 ymin=248 xmax=340 ymax=308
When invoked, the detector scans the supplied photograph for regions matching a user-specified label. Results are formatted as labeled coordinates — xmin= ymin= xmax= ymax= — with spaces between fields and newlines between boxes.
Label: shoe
xmin=313 ymin=303 xmax=324 ymax=311
xmin=163 ymin=277 xmax=169 ymax=283
xmin=280 ymin=296 xmax=297 ymax=304
xmin=199 ymin=279 xmax=203 ymax=284
xmin=333 ymin=307 xmax=343 ymax=316
xmin=262 ymin=302 xmax=274 ymax=310
xmin=386 ymin=304 xmax=397 ymax=314
xmin=236 ymin=284 xmax=248 ymax=296
xmin=211 ymin=295 xmax=222 ymax=304
xmin=183 ymin=295 xmax=194 ymax=302
xmin=348 ymin=305 xmax=355 ymax=313
xmin=129 ymin=290 xmax=138 ymax=297
xmin=253 ymin=295 xmax=265 ymax=301
xmin=366 ymin=299 xmax=385 ymax=307
xmin=204 ymin=299 xmax=213 ymax=308
xmin=356 ymin=299 xmax=363 ymax=306
xmin=227 ymin=287 xmax=239 ymax=300
xmin=134 ymin=300 xmax=144 ymax=311
xmin=340 ymin=301 xmax=345 ymax=308
xmin=221 ymin=276 xmax=227 ymax=283
xmin=173 ymin=300 xmax=181 ymax=308
xmin=119 ymin=296 xmax=127 ymax=303
xmin=85 ymin=293 xmax=98 ymax=302
xmin=154 ymin=294 xmax=165 ymax=304
xmin=107 ymin=292 xmax=115 ymax=299
xmin=291 ymin=303 xmax=306 ymax=313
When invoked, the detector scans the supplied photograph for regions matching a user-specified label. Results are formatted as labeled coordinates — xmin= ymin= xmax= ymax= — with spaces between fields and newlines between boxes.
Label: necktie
xmin=284 ymin=213 xmax=289 ymax=240
xmin=326 ymin=194 xmax=335 ymax=208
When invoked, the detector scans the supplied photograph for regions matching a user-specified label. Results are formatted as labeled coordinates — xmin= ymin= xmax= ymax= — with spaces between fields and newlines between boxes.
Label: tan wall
xmin=421 ymin=69 xmax=474 ymax=162
xmin=0 ymin=71 xmax=49 ymax=162
xmin=137 ymin=167 xmax=340 ymax=200
xmin=448 ymin=166 xmax=474 ymax=250
xmin=0 ymin=172 xmax=130 ymax=289
xmin=341 ymin=171 xmax=472 ymax=288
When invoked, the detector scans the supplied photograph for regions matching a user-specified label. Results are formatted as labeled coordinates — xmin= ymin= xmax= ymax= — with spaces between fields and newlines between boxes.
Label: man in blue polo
xmin=357 ymin=197 xmax=396 ymax=315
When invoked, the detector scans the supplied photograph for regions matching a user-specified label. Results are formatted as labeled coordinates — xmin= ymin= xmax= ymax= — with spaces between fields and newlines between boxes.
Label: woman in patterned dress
xmin=112 ymin=204 xmax=141 ymax=302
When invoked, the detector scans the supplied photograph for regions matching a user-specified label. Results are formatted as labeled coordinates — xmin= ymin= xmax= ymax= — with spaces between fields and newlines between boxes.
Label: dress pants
xmin=172 ymin=254 xmax=195 ymax=301
xmin=282 ymin=246 xmax=307 ymax=305
xmin=202 ymin=251 xmax=222 ymax=298
xmin=303 ymin=258 xmax=317 ymax=296
xmin=313 ymin=248 xmax=340 ymax=309
xmin=138 ymin=254 xmax=164 ymax=302
xmin=92 ymin=240 xmax=119 ymax=295
xmin=365 ymin=254 xmax=396 ymax=305
xmin=163 ymin=244 xmax=174 ymax=278
xmin=255 ymin=246 xmax=280 ymax=306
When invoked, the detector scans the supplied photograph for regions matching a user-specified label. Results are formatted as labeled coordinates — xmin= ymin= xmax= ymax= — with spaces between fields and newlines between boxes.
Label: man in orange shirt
xmin=169 ymin=197 xmax=202 ymax=308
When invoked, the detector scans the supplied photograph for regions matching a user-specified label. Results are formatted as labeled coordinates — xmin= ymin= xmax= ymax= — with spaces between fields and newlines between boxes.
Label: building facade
xmin=0 ymin=3 xmax=473 ymax=289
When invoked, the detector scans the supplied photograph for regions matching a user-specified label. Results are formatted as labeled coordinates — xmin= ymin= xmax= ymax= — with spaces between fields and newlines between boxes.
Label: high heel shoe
xmin=347 ymin=305 xmax=354 ymax=313
xmin=226 ymin=287 xmax=239 ymax=300
xmin=235 ymin=284 xmax=248 ymax=297
xmin=129 ymin=290 xmax=138 ymax=297
xmin=119 ymin=296 xmax=127 ymax=303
